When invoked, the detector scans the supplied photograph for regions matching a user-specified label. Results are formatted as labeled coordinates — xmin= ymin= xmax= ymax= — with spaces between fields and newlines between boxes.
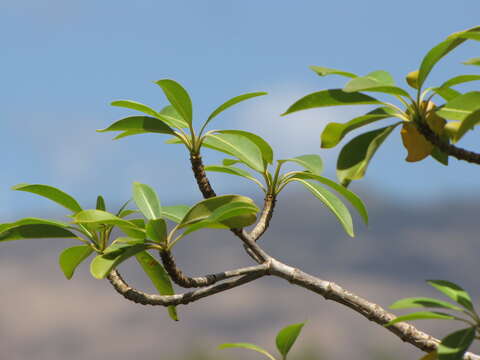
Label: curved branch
xmin=416 ymin=122 xmax=480 ymax=164
xmin=107 ymin=268 xmax=267 ymax=306
xmin=190 ymin=153 xmax=216 ymax=198
xmin=250 ymin=193 xmax=277 ymax=241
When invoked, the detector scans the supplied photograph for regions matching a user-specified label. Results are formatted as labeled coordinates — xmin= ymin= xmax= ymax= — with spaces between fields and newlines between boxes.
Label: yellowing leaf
xmin=444 ymin=121 xmax=461 ymax=141
xmin=425 ymin=101 xmax=446 ymax=134
xmin=401 ymin=122 xmax=433 ymax=162
xmin=419 ymin=350 xmax=437 ymax=360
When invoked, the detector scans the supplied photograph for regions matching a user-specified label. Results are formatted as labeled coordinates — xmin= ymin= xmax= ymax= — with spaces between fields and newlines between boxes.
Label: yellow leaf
xmin=444 ymin=121 xmax=461 ymax=142
xmin=401 ymin=122 xmax=433 ymax=162
xmin=425 ymin=101 xmax=446 ymax=135
xmin=419 ymin=350 xmax=437 ymax=360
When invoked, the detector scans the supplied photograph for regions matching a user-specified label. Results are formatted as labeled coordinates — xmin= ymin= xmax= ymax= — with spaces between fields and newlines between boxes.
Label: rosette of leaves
xmin=386 ymin=280 xmax=480 ymax=360
xmin=283 ymin=26 xmax=480 ymax=186
xmin=219 ymin=322 xmax=305 ymax=360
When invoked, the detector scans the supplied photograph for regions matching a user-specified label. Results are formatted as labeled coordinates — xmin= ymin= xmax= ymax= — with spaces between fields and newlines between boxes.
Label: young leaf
xmin=438 ymin=327 xmax=476 ymax=360
xmin=321 ymin=107 xmax=396 ymax=148
xmin=283 ymin=89 xmax=382 ymax=116
xmin=215 ymin=130 xmax=273 ymax=165
xmin=97 ymin=116 xmax=175 ymax=136
xmin=278 ymin=154 xmax=323 ymax=175
xmin=161 ymin=205 xmax=190 ymax=223
xmin=135 ymin=251 xmax=178 ymax=321
xmin=343 ymin=71 xmax=410 ymax=97
xmin=310 ymin=65 xmax=357 ymax=78
xmin=218 ymin=343 xmax=276 ymax=360
xmin=427 ymin=280 xmax=474 ymax=312
xmin=73 ymin=210 xmax=145 ymax=239
xmin=385 ymin=311 xmax=456 ymax=326
xmin=12 ymin=183 xmax=82 ymax=213
xmin=275 ymin=323 xmax=305 ymax=359
xmin=436 ymin=91 xmax=480 ymax=121
xmin=0 ymin=224 xmax=78 ymax=242
xmin=132 ymin=182 xmax=162 ymax=220
xmin=59 ymin=245 xmax=93 ymax=279
xmin=205 ymin=92 xmax=267 ymax=126
xmin=146 ymin=219 xmax=167 ymax=244
xmin=389 ymin=297 xmax=463 ymax=311
xmin=205 ymin=165 xmax=264 ymax=189
xmin=203 ymin=132 xmax=265 ymax=172
xmin=289 ymin=179 xmax=354 ymax=237
xmin=96 ymin=195 xmax=106 ymax=211
xmin=111 ymin=100 xmax=159 ymax=118
xmin=337 ymin=123 xmax=401 ymax=184
xmin=463 ymin=57 xmax=480 ymax=66
xmin=90 ymin=243 xmax=148 ymax=279
xmin=157 ymin=105 xmax=189 ymax=129
xmin=155 ymin=79 xmax=192 ymax=125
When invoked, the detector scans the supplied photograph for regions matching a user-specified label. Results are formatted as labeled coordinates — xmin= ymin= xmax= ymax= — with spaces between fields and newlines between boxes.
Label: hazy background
xmin=1 ymin=1 xmax=480 ymax=359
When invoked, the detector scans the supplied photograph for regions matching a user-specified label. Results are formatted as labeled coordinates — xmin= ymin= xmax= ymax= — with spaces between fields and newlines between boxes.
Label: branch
xmin=416 ymin=121 xmax=480 ymax=164
xmin=250 ymin=193 xmax=277 ymax=241
xmin=107 ymin=267 xmax=267 ymax=306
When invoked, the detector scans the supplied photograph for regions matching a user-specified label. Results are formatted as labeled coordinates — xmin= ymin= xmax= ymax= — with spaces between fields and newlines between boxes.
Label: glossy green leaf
xmin=0 ymin=224 xmax=78 ymax=242
xmin=337 ymin=123 xmax=400 ymax=184
xmin=203 ymin=132 xmax=265 ymax=172
xmin=59 ymin=245 xmax=93 ymax=279
xmin=439 ymin=75 xmax=480 ymax=88
xmin=389 ymin=297 xmax=462 ymax=311
xmin=215 ymin=130 xmax=273 ymax=165
xmin=161 ymin=205 xmax=190 ymax=223
xmin=276 ymin=322 xmax=305 ymax=359
xmin=321 ymin=107 xmax=396 ymax=148
xmin=218 ymin=343 xmax=276 ymax=360
xmin=90 ymin=242 xmax=148 ymax=279
xmin=157 ymin=105 xmax=189 ymax=129
xmin=132 ymin=182 xmax=162 ymax=220
xmin=222 ymin=158 xmax=241 ymax=166
xmin=12 ymin=183 xmax=82 ymax=213
xmin=278 ymin=154 xmax=324 ymax=175
xmin=432 ymin=87 xmax=462 ymax=102
xmin=205 ymin=165 xmax=263 ymax=187
xmin=438 ymin=327 xmax=476 ymax=360
xmin=283 ymin=89 xmax=382 ymax=116
xmin=111 ymin=100 xmax=159 ymax=117
xmin=97 ymin=116 xmax=175 ymax=136
xmin=155 ymin=79 xmax=192 ymax=125
xmin=96 ymin=195 xmax=106 ymax=211
xmin=135 ymin=251 xmax=178 ymax=321
xmin=205 ymin=92 xmax=267 ymax=126
xmin=343 ymin=71 xmax=410 ymax=97
xmin=463 ymin=57 xmax=480 ymax=66
xmin=179 ymin=195 xmax=256 ymax=228
xmin=457 ymin=31 xmax=480 ymax=41
xmin=417 ymin=26 xmax=480 ymax=88
xmin=385 ymin=311 xmax=456 ymax=326
xmin=454 ymin=109 xmax=480 ymax=142
xmin=310 ymin=65 xmax=357 ymax=78
xmin=0 ymin=218 xmax=70 ymax=234
xmin=436 ymin=91 xmax=480 ymax=121
xmin=146 ymin=219 xmax=167 ymax=244
xmin=73 ymin=210 xmax=145 ymax=239
xmin=427 ymin=280 xmax=474 ymax=312
xmin=287 ymin=172 xmax=368 ymax=225
xmin=290 ymin=179 xmax=354 ymax=237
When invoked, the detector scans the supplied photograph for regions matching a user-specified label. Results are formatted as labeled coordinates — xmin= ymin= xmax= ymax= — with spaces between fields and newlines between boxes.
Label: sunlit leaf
xmin=218 ymin=343 xmax=276 ymax=360
xmin=161 ymin=205 xmax=190 ymax=223
xmin=205 ymin=165 xmax=263 ymax=187
xmin=111 ymin=100 xmax=159 ymax=117
xmin=0 ymin=224 xmax=78 ymax=242
xmin=455 ymin=109 xmax=480 ymax=142
xmin=343 ymin=71 xmax=410 ymax=96
xmin=310 ymin=65 xmax=357 ymax=78
xmin=155 ymin=79 xmax=192 ymax=125
xmin=97 ymin=116 xmax=175 ymax=136
xmin=432 ymin=87 xmax=462 ymax=102
xmin=276 ymin=322 xmax=305 ymax=358
xmin=157 ymin=105 xmax=189 ymax=129
xmin=463 ymin=57 xmax=480 ymax=66
xmin=59 ymin=245 xmax=93 ymax=279
xmin=73 ymin=210 xmax=145 ymax=239
xmin=436 ymin=91 xmax=480 ymax=122
xmin=215 ymin=130 xmax=273 ymax=165
xmin=389 ymin=297 xmax=462 ymax=311
xmin=96 ymin=195 xmax=106 ymax=211
xmin=278 ymin=154 xmax=323 ymax=175
xmin=438 ymin=327 xmax=476 ymax=360
xmin=427 ymin=280 xmax=474 ymax=312
xmin=12 ymin=183 xmax=82 ymax=213
xmin=439 ymin=75 xmax=480 ymax=88
xmin=0 ymin=218 xmax=70 ymax=234
xmin=132 ymin=182 xmax=162 ymax=220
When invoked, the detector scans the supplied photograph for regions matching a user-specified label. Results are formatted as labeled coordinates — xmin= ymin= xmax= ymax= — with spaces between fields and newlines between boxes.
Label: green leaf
xmin=432 ymin=87 xmax=462 ymax=102
xmin=418 ymin=26 xmax=480 ymax=89
xmin=438 ymin=327 xmax=476 ymax=360
xmin=59 ymin=245 xmax=93 ymax=279
xmin=215 ymin=130 xmax=274 ymax=165
xmin=0 ymin=224 xmax=78 ymax=242
xmin=157 ymin=105 xmax=189 ymax=129
xmin=111 ymin=100 xmax=159 ymax=117
xmin=203 ymin=132 xmax=265 ymax=172
xmin=179 ymin=195 xmax=257 ymax=229
xmin=389 ymin=297 xmax=463 ymax=311
xmin=455 ymin=109 xmax=480 ymax=142
xmin=463 ymin=57 xmax=480 ymax=66
xmin=223 ymin=158 xmax=241 ymax=166
xmin=287 ymin=172 xmax=368 ymax=225
xmin=337 ymin=123 xmax=401 ymax=184
xmin=218 ymin=343 xmax=276 ymax=360
xmin=427 ymin=280 xmax=474 ymax=312
xmin=439 ymin=75 xmax=480 ymax=88
xmin=290 ymin=179 xmax=354 ymax=237
xmin=132 ymin=182 xmax=162 ymax=220
xmin=96 ymin=195 xmax=106 ymax=211
xmin=278 ymin=154 xmax=324 ymax=175
xmin=0 ymin=217 xmax=70 ymax=234
xmin=321 ymin=107 xmax=396 ymax=148
xmin=112 ymin=130 xmax=149 ymax=140
xmin=310 ymin=65 xmax=357 ymax=78
xmin=205 ymin=165 xmax=264 ymax=188
xmin=135 ymin=251 xmax=178 ymax=321
xmin=146 ymin=219 xmax=167 ymax=244
xmin=161 ymin=205 xmax=190 ymax=223
xmin=385 ymin=311 xmax=456 ymax=326
xmin=205 ymin=92 xmax=267 ymax=126
xmin=457 ymin=31 xmax=480 ymax=41
xmin=430 ymin=142 xmax=449 ymax=166
xmin=90 ymin=242 xmax=148 ymax=279
xmin=276 ymin=323 xmax=305 ymax=359
xmin=73 ymin=210 xmax=145 ymax=239
xmin=118 ymin=209 xmax=138 ymax=218
xmin=97 ymin=116 xmax=175 ymax=136
xmin=282 ymin=89 xmax=382 ymax=116
xmin=155 ymin=79 xmax=192 ymax=125
xmin=436 ymin=91 xmax=480 ymax=121
xmin=343 ymin=71 xmax=410 ymax=97
xmin=12 ymin=183 xmax=82 ymax=213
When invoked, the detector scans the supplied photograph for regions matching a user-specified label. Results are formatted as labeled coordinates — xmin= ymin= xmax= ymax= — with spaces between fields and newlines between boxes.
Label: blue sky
xmin=2 ymin=1 xmax=480 ymax=218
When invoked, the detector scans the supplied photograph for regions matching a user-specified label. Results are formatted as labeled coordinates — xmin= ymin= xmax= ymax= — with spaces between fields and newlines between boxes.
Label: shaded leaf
xmin=146 ymin=219 xmax=167 ymax=244
xmin=96 ymin=195 xmax=106 ymax=211
xmin=455 ymin=109 xmax=480 ymax=142
xmin=12 ymin=183 xmax=82 ymax=213
xmin=132 ymin=182 xmax=162 ymax=220
xmin=389 ymin=297 xmax=462 ymax=311
xmin=157 ymin=105 xmax=189 ymax=129
xmin=385 ymin=311 xmax=456 ymax=326
xmin=218 ymin=343 xmax=276 ymax=360
xmin=278 ymin=154 xmax=324 ymax=175
xmin=310 ymin=65 xmax=357 ymax=78
xmin=438 ymin=327 xmax=476 ymax=360
xmin=463 ymin=57 xmax=480 ymax=66
xmin=155 ymin=79 xmax=192 ymax=125
xmin=439 ymin=75 xmax=480 ymax=88
xmin=59 ymin=245 xmax=93 ymax=279
xmin=205 ymin=165 xmax=263 ymax=187
xmin=111 ymin=100 xmax=158 ymax=117
xmin=0 ymin=218 xmax=70 ymax=234
xmin=135 ymin=251 xmax=178 ymax=321
xmin=0 ymin=224 xmax=78 ymax=242
xmin=427 ymin=280 xmax=474 ymax=312
xmin=161 ymin=205 xmax=190 ymax=223
xmin=436 ymin=92 xmax=480 ymax=121
xmin=97 ymin=116 xmax=174 ymax=136
xmin=276 ymin=322 xmax=305 ymax=358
